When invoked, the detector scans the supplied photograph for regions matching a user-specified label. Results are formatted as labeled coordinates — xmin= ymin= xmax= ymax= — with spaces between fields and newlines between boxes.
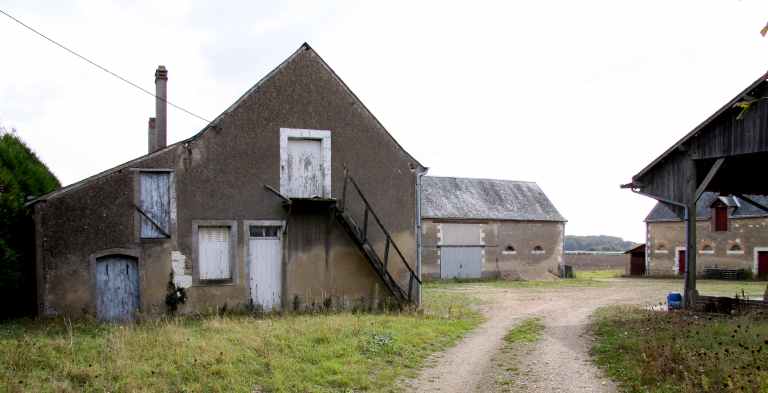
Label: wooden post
xmin=684 ymin=157 xmax=698 ymax=308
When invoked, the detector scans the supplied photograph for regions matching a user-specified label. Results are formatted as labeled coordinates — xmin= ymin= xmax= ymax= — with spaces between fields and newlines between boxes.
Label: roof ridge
xmin=425 ymin=175 xmax=538 ymax=184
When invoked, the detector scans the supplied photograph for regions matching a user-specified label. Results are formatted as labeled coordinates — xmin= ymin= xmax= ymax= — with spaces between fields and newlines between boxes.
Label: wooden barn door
xmin=249 ymin=225 xmax=283 ymax=311
xmin=95 ymin=255 xmax=139 ymax=322
xmin=758 ymin=251 xmax=768 ymax=280
xmin=285 ymin=139 xmax=324 ymax=198
xmin=630 ymin=255 xmax=645 ymax=276
xmin=440 ymin=223 xmax=483 ymax=279
xmin=678 ymin=250 xmax=686 ymax=275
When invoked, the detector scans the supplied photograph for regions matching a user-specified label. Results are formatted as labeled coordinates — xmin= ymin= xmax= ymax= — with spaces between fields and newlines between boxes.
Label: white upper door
xmin=248 ymin=225 xmax=282 ymax=311
xmin=285 ymin=138 xmax=324 ymax=198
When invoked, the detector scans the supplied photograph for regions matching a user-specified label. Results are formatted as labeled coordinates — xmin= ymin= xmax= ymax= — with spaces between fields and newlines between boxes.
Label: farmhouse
xmin=644 ymin=193 xmax=768 ymax=278
xmin=420 ymin=176 xmax=566 ymax=280
xmin=29 ymin=44 xmax=424 ymax=321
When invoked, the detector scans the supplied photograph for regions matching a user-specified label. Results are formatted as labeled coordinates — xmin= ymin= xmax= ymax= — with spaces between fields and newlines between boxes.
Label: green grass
xmin=591 ymin=305 xmax=768 ymax=393
xmin=0 ymin=289 xmax=483 ymax=393
xmin=573 ymin=269 xmax=623 ymax=280
xmin=503 ymin=318 xmax=544 ymax=344
xmin=424 ymin=271 xmax=612 ymax=291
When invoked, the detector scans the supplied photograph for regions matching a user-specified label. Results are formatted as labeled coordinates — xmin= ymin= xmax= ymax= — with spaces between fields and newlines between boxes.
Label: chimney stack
xmin=148 ymin=117 xmax=156 ymax=152
xmin=150 ymin=65 xmax=168 ymax=153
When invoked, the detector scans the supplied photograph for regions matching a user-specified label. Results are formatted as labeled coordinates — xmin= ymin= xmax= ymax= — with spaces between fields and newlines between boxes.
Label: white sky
xmin=3 ymin=0 xmax=768 ymax=242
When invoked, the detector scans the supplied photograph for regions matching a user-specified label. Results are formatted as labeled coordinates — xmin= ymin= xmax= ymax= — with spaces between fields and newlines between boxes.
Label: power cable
xmin=0 ymin=8 xmax=213 ymax=124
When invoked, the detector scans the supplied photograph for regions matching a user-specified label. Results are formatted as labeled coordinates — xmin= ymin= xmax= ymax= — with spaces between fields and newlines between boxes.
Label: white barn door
xmin=249 ymin=225 xmax=283 ymax=311
xmin=439 ymin=223 xmax=484 ymax=279
xmin=286 ymin=139 xmax=323 ymax=198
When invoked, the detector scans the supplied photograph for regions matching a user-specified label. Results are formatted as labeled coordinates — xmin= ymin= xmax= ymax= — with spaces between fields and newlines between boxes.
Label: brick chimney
xmin=149 ymin=65 xmax=168 ymax=153
xmin=147 ymin=117 xmax=157 ymax=153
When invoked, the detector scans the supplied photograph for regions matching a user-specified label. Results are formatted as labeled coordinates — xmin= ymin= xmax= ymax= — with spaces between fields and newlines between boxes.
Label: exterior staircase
xmin=336 ymin=170 xmax=421 ymax=304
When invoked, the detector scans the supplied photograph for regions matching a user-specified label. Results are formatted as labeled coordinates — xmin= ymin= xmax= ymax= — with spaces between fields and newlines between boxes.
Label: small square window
xmin=250 ymin=226 xmax=280 ymax=238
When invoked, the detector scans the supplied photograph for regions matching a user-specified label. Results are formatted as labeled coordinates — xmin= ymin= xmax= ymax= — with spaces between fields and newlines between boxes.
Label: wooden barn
xmin=625 ymin=244 xmax=646 ymax=276
xmin=623 ymin=71 xmax=768 ymax=306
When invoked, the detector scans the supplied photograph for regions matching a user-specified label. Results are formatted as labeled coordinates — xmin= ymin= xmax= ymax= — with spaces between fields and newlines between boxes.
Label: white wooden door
xmin=249 ymin=225 xmax=282 ymax=311
xmin=285 ymin=138 xmax=323 ymax=198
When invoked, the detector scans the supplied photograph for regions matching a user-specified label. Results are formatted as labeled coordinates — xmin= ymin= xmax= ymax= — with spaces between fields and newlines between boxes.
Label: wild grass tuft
xmin=591 ymin=305 xmax=768 ymax=393
xmin=503 ymin=318 xmax=544 ymax=344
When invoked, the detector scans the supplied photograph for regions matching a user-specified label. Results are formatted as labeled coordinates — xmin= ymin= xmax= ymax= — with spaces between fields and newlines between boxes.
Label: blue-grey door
xmin=95 ymin=255 xmax=140 ymax=322
xmin=440 ymin=247 xmax=483 ymax=279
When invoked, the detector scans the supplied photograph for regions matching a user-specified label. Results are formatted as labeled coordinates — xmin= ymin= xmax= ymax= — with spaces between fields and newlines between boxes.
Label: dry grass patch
xmin=0 ymin=289 xmax=482 ymax=393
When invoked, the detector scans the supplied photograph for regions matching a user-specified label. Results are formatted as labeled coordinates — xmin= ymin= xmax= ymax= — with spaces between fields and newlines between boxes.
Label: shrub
xmin=0 ymin=128 xmax=60 ymax=318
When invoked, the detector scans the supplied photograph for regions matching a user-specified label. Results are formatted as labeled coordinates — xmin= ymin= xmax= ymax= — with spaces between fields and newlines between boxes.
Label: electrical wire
xmin=0 ymin=8 xmax=213 ymax=124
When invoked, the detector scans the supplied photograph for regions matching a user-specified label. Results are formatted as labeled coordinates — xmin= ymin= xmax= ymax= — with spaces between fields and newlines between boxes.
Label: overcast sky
xmin=2 ymin=0 xmax=768 ymax=242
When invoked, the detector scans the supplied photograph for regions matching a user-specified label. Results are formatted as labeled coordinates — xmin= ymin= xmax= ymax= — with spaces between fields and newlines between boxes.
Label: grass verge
xmin=0 ymin=289 xmax=482 ymax=393
xmin=483 ymin=318 xmax=545 ymax=392
xmin=591 ymin=305 xmax=768 ymax=393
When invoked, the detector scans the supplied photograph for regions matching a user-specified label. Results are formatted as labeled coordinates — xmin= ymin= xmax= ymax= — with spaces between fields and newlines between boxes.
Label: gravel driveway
xmin=403 ymin=279 xmax=692 ymax=393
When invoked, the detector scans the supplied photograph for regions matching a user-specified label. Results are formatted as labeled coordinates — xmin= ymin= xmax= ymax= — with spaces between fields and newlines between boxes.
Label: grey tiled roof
xmin=645 ymin=192 xmax=768 ymax=222
xmin=421 ymin=176 xmax=566 ymax=222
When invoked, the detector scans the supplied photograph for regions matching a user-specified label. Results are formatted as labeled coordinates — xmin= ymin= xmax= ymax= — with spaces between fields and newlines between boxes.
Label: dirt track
xmin=403 ymin=279 xmax=684 ymax=393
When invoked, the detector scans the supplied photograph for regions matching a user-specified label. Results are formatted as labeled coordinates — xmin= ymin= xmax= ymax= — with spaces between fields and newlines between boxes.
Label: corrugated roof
xmin=421 ymin=176 xmax=566 ymax=222
xmin=645 ymin=192 xmax=768 ymax=222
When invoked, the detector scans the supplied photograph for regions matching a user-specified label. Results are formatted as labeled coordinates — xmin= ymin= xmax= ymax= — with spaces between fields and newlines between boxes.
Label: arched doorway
xmin=95 ymin=255 xmax=140 ymax=322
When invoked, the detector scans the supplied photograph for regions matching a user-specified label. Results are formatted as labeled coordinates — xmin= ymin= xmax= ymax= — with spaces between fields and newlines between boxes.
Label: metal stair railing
xmin=338 ymin=169 xmax=421 ymax=303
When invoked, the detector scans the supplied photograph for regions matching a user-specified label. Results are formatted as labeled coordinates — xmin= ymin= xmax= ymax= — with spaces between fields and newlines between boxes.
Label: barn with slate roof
xmin=420 ymin=176 xmax=566 ymax=280
xmin=644 ymin=192 xmax=768 ymax=278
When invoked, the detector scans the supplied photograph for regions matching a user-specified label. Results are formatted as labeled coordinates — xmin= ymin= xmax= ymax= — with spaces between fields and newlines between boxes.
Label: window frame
xmin=279 ymin=128 xmax=332 ymax=198
xmin=133 ymin=168 xmax=176 ymax=241
xmin=192 ymin=220 xmax=238 ymax=285
xmin=713 ymin=205 xmax=729 ymax=232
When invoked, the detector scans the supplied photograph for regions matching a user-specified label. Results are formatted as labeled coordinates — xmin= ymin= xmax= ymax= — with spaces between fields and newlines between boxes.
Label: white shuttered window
xmin=198 ymin=226 xmax=231 ymax=280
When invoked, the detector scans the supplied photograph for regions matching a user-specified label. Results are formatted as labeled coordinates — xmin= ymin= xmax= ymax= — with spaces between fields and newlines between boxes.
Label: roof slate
xmin=421 ymin=176 xmax=566 ymax=222
xmin=645 ymin=192 xmax=768 ymax=222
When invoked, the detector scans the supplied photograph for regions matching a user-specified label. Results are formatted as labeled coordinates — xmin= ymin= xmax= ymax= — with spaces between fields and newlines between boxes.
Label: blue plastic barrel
xmin=667 ymin=292 xmax=683 ymax=310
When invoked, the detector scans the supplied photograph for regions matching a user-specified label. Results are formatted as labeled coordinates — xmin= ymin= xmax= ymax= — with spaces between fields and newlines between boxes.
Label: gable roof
xmin=421 ymin=176 xmax=566 ymax=222
xmin=645 ymin=192 xmax=768 ymax=222
xmin=29 ymin=43 xmax=424 ymax=204
xmin=632 ymin=71 xmax=768 ymax=182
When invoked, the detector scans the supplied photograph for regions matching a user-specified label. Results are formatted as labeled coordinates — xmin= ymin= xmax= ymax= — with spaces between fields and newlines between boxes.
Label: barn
xmin=420 ymin=176 xmax=566 ymax=280
xmin=625 ymin=244 xmax=646 ymax=276
xmin=29 ymin=43 xmax=424 ymax=321
xmin=623 ymin=70 xmax=768 ymax=306
xmin=644 ymin=193 xmax=768 ymax=278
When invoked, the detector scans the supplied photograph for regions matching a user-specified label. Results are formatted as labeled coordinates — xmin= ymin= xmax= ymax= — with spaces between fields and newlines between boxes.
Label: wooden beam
xmin=695 ymin=158 xmax=725 ymax=202
xmin=684 ymin=157 xmax=699 ymax=309
xmin=734 ymin=193 xmax=768 ymax=214
xmin=264 ymin=184 xmax=291 ymax=204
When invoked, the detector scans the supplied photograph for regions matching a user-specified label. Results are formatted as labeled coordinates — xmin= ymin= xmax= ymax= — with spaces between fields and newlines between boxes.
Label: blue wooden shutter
xmin=140 ymin=172 xmax=171 ymax=238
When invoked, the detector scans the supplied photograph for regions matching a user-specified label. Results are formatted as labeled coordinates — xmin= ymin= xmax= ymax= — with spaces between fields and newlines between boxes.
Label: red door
xmin=678 ymin=250 xmax=686 ymax=274
xmin=759 ymin=251 xmax=768 ymax=280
